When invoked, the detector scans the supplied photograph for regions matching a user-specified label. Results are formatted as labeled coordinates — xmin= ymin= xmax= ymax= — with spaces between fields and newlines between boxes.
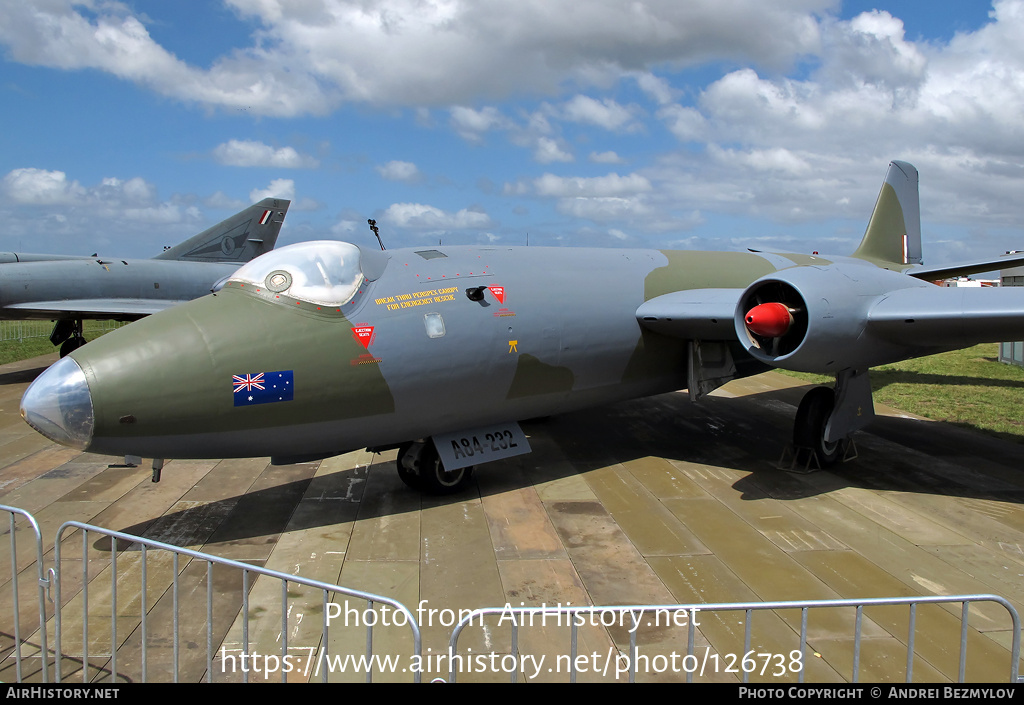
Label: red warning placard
xmin=351 ymin=325 xmax=375 ymax=349
xmin=488 ymin=285 xmax=505 ymax=304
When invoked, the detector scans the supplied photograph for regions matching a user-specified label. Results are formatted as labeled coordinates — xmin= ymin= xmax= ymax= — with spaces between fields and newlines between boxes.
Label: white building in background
xmin=940 ymin=277 xmax=997 ymax=287
xmin=1000 ymin=252 xmax=1024 ymax=368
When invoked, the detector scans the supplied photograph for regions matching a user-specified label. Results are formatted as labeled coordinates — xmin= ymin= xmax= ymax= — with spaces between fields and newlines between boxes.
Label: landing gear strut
xmin=791 ymin=369 xmax=873 ymax=468
xmin=51 ymin=319 xmax=87 ymax=357
xmin=396 ymin=440 xmax=474 ymax=495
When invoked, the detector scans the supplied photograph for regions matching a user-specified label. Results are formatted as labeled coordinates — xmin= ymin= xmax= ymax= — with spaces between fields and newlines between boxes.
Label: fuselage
xmin=0 ymin=258 xmax=241 ymax=320
xmin=25 ymin=243 xmax=793 ymax=460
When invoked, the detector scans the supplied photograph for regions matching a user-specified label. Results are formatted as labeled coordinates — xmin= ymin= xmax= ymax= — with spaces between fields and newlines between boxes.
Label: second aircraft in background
xmin=0 ymin=198 xmax=290 ymax=356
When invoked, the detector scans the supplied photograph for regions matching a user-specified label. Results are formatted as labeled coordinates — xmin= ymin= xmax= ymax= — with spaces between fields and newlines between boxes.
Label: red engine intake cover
xmin=744 ymin=302 xmax=793 ymax=338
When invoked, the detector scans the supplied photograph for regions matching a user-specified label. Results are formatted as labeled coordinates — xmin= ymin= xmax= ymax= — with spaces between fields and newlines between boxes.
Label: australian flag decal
xmin=233 ymin=370 xmax=294 ymax=407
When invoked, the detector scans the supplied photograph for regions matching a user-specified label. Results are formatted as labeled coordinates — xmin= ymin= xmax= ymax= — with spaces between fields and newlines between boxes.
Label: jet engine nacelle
xmin=734 ymin=262 xmax=933 ymax=374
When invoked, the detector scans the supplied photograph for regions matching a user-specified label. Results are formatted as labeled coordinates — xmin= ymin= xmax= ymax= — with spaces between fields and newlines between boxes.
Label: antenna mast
xmin=367 ymin=219 xmax=386 ymax=250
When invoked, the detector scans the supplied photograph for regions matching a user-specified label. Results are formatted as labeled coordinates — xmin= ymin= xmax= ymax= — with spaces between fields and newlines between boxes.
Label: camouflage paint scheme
xmin=20 ymin=162 xmax=1024 ymax=490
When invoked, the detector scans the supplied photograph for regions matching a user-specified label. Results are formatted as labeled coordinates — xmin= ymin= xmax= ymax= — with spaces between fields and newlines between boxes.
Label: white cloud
xmin=3 ymin=168 xmax=85 ymax=205
xmin=122 ymin=203 xmax=186 ymax=224
xmin=657 ymin=104 xmax=707 ymax=142
xmin=821 ymin=10 xmax=927 ymax=92
xmin=331 ymin=219 xmax=360 ymax=237
xmin=590 ymin=151 xmax=625 ymax=164
xmin=533 ymin=137 xmax=574 ymax=164
xmin=376 ymin=160 xmax=421 ymax=182
xmin=3 ymin=168 xmax=168 ymax=210
xmin=708 ymin=146 xmax=813 ymax=176
xmin=213 ymin=140 xmax=319 ymax=168
xmin=561 ymin=95 xmax=640 ymax=131
xmin=556 ymin=196 xmax=650 ymax=222
xmin=529 ymin=172 xmax=654 ymax=225
xmin=534 ymin=172 xmax=652 ymax=198
xmin=383 ymin=203 xmax=491 ymax=230
xmin=450 ymin=106 xmax=508 ymax=141
xmin=204 ymin=191 xmax=247 ymax=210
xmin=502 ymin=180 xmax=530 ymax=196
xmin=6 ymin=2 xmax=1024 ymax=257
xmin=634 ymin=72 xmax=676 ymax=105
xmin=250 ymin=179 xmax=295 ymax=202
xmin=0 ymin=1 xmax=829 ymax=114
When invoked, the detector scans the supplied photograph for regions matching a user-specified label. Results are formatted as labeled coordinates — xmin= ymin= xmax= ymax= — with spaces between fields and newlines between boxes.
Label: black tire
xmin=396 ymin=441 xmax=473 ymax=495
xmin=396 ymin=442 xmax=422 ymax=491
xmin=793 ymin=386 xmax=847 ymax=466
xmin=59 ymin=337 xmax=85 ymax=358
xmin=418 ymin=444 xmax=473 ymax=495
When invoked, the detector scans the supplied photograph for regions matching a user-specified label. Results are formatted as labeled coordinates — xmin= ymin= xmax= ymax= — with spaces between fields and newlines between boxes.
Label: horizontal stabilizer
xmin=635 ymin=289 xmax=742 ymax=340
xmin=868 ymin=286 xmax=1024 ymax=347
xmin=907 ymin=252 xmax=1024 ymax=281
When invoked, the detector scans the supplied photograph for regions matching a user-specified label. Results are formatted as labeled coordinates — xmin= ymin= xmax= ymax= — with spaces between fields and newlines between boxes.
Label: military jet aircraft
xmin=19 ymin=162 xmax=1024 ymax=493
xmin=1 ymin=198 xmax=290 ymax=356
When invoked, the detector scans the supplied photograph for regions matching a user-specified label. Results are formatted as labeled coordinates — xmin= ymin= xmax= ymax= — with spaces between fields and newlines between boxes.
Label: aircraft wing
xmin=5 ymin=299 xmax=187 ymax=318
xmin=866 ymin=286 xmax=1024 ymax=347
xmin=636 ymin=283 xmax=1024 ymax=353
xmin=635 ymin=288 xmax=743 ymax=340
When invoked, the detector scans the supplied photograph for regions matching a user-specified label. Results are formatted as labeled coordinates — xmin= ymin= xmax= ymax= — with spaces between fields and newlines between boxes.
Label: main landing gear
xmin=793 ymin=387 xmax=847 ymax=466
xmin=397 ymin=440 xmax=474 ymax=495
xmin=790 ymin=370 xmax=874 ymax=468
xmin=51 ymin=319 xmax=87 ymax=357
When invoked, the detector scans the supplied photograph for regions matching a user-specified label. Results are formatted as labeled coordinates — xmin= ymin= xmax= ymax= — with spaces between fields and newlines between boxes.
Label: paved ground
xmin=1 ymin=352 xmax=1023 ymax=683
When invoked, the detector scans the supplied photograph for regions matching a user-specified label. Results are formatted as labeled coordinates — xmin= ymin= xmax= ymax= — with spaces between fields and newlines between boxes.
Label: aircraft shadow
xmin=0 ymin=364 xmax=52 ymax=386
xmin=871 ymin=369 xmax=1024 ymax=391
xmin=106 ymin=380 xmax=1024 ymax=550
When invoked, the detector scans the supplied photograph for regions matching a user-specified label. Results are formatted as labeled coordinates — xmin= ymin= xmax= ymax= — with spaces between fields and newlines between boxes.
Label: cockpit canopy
xmin=228 ymin=241 xmax=366 ymax=306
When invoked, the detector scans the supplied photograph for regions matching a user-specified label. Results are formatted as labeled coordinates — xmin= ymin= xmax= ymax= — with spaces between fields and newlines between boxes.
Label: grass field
xmin=0 ymin=321 xmax=124 ymax=366
xmin=781 ymin=343 xmax=1024 ymax=444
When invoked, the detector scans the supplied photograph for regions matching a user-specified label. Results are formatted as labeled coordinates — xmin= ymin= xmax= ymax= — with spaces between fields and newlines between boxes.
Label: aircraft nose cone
xmin=20 ymin=356 xmax=95 ymax=450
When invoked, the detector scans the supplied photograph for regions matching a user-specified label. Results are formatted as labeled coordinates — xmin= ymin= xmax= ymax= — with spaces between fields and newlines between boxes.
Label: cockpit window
xmin=229 ymin=241 xmax=365 ymax=306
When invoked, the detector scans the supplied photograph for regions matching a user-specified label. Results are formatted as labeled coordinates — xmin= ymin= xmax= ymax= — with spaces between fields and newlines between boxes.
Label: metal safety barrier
xmin=0 ymin=321 xmax=52 ymax=343
xmin=5 ymin=504 xmax=1023 ymax=683
xmin=51 ymin=520 xmax=422 ymax=683
xmin=1 ymin=505 xmax=51 ymax=683
xmin=448 ymin=598 xmax=1022 ymax=683
xmin=0 ymin=320 xmax=126 ymax=343
xmin=1 ymin=505 xmax=422 ymax=683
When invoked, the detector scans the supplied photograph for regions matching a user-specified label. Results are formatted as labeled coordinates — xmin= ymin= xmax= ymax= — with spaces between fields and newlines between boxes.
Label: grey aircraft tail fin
xmin=153 ymin=198 xmax=290 ymax=262
xmin=852 ymin=160 xmax=922 ymax=268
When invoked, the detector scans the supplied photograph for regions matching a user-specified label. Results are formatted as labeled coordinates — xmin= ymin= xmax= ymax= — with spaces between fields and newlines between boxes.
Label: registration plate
xmin=433 ymin=422 xmax=532 ymax=471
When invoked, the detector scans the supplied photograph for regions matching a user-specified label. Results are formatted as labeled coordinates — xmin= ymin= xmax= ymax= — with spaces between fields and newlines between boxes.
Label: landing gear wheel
xmin=396 ymin=442 xmax=422 ymax=491
xmin=420 ymin=457 xmax=473 ymax=495
xmin=793 ymin=386 xmax=848 ymax=467
xmin=59 ymin=336 xmax=86 ymax=358
xmin=396 ymin=441 xmax=474 ymax=495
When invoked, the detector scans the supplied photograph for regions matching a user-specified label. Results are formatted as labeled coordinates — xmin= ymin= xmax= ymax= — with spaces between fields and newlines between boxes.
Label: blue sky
xmin=1 ymin=1 xmax=1021 ymax=266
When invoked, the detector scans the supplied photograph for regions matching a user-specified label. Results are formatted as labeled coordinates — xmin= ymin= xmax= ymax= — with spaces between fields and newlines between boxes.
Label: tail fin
xmin=153 ymin=198 xmax=290 ymax=262
xmin=852 ymin=160 xmax=922 ymax=267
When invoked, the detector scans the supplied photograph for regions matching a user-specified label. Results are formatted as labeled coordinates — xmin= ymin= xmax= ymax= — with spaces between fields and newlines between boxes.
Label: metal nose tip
xmin=20 ymin=356 xmax=95 ymax=450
